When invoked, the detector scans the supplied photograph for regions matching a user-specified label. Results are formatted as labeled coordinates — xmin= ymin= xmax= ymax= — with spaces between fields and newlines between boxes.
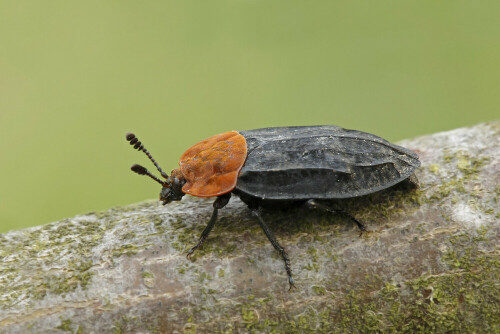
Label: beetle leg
xmin=186 ymin=193 xmax=231 ymax=259
xmin=307 ymin=199 xmax=366 ymax=234
xmin=252 ymin=209 xmax=296 ymax=291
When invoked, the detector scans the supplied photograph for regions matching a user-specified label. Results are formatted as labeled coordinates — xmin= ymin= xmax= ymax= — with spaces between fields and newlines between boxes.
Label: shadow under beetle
xmin=125 ymin=126 xmax=420 ymax=289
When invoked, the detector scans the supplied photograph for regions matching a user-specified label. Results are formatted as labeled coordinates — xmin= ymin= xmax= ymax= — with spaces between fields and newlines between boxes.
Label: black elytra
xmin=125 ymin=125 xmax=421 ymax=290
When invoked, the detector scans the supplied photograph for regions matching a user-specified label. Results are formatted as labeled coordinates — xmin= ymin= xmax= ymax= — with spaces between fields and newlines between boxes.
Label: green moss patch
xmin=0 ymin=219 xmax=107 ymax=308
xmin=177 ymin=226 xmax=499 ymax=333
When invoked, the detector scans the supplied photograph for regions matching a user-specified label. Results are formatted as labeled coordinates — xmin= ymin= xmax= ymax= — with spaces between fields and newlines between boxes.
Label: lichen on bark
xmin=1 ymin=122 xmax=499 ymax=333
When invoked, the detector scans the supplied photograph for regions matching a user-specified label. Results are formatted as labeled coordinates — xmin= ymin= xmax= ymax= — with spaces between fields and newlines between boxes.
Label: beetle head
xmin=126 ymin=132 xmax=186 ymax=205
xmin=159 ymin=169 xmax=186 ymax=205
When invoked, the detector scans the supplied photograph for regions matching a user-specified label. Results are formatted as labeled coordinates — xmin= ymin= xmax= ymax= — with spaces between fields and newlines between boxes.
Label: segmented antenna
xmin=126 ymin=132 xmax=169 ymax=179
xmin=130 ymin=164 xmax=165 ymax=186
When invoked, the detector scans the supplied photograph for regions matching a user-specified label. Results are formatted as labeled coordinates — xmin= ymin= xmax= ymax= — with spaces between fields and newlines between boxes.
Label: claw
xmin=358 ymin=224 xmax=367 ymax=237
xmin=186 ymin=247 xmax=196 ymax=260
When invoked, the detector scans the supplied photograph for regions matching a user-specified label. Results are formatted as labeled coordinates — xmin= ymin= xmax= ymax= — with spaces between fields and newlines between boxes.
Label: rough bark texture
xmin=1 ymin=122 xmax=499 ymax=334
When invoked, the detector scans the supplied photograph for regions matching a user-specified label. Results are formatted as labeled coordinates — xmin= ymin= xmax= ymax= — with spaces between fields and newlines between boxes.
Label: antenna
xmin=130 ymin=164 xmax=166 ymax=186
xmin=125 ymin=132 xmax=169 ymax=179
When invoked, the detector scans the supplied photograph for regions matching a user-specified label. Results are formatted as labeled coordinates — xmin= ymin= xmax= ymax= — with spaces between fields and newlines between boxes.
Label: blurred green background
xmin=0 ymin=1 xmax=499 ymax=233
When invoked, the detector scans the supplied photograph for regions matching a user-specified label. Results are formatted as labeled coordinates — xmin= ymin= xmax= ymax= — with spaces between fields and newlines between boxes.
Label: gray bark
xmin=1 ymin=122 xmax=499 ymax=334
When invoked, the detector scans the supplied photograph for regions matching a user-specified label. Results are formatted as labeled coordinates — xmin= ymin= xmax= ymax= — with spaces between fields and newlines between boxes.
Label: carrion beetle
xmin=125 ymin=126 xmax=420 ymax=289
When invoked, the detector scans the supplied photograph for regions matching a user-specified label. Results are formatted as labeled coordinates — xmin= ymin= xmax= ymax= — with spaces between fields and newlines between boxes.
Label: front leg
xmin=186 ymin=193 xmax=231 ymax=259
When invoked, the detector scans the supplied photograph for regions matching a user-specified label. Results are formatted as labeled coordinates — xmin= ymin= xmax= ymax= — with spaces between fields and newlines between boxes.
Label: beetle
xmin=125 ymin=126 xmax=420 ymax=289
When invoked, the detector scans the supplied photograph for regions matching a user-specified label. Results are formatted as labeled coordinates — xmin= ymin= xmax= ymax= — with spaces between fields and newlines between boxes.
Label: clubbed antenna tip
xmin=130 ymin=164 xmax=165 ymax=186
xmin=126 ymin=132 xmax=144 ymax=150
xmin=131 ymin=164 xmax=148 ymax=175
xmin=125 ymin=132 xmax=169 ymax=179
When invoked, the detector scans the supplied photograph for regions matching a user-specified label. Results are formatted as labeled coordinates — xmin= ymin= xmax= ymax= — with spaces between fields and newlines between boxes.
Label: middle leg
xmin=252 ymin=208 xmax=295 ymax=290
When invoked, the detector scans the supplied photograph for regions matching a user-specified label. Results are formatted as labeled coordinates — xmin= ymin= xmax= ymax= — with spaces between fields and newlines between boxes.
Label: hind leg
xmin=306 ymin=199 xmax=366 ymax=233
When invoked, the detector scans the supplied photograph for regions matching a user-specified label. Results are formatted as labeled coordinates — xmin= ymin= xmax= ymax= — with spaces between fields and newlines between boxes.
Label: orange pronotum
xmin=179 ymin=131 xmax=247 ymax=197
